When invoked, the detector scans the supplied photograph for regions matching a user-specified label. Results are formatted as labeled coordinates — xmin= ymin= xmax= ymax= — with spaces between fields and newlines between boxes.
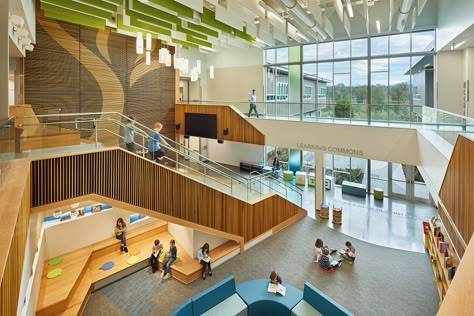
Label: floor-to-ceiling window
xmin=264 ymin=30 xmax=435 ymax=120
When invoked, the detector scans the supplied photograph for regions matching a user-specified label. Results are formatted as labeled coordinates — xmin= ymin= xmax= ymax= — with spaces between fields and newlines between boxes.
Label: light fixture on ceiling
xmin=277 ymin=0 xmax=327 ymax=40
xmin=146 ymin=33 xmax=152 ymax=51
xmin=451 ymin=43 xmax=455 ymax=51
xmin=196 ymin=60 xmax=201 ymax=75
xmin=210 ymin=65 xmax=214 ymax=79
xmin=258 ymin=1 xmax=284 ymax=23
xmin=190 ymin=67 xmax=199 ymax=82
xmin=295 ymin=31 xmax=308 ymax=41
xmin=346 ymin=0 xmax=354 ymax=18
xmin=454 ymin=41 xmax=466 ymax=50
xmin=396 ymin=0 xmax=414 ymax=32
xmin=136 ymin=32 xmax=143 ymax=54
xmin=146 ymin=51 xmax=151 ymax=65
xmin=376 ymin=20 xmax=381 ymax=33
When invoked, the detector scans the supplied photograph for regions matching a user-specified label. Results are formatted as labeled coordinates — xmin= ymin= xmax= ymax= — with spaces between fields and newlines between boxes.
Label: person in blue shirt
xmin=198 ymin=243 xmax=212 ymax=280
xmin=148 ymin=122 xmax=166 ymax=161
xmin=161 ymin=239 xmax=177 ymax=280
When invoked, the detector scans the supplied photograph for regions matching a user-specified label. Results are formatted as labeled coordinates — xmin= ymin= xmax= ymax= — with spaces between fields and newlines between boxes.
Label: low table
xmin=236 ymin=279 xmax=303 ymax=316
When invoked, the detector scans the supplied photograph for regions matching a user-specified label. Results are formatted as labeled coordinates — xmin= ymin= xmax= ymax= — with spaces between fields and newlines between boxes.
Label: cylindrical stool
xmin=320 ymin=203 xmax=329 ymax=219
xmin=374 ymin=188 xmax=384 ymax=200
xmin=332 ymin=207 xmax=342 ymax=225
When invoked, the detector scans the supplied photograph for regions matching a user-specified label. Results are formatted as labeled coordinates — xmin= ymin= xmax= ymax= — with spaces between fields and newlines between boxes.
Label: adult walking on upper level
xmin=248 ymin=89 xmax=259 ymax=118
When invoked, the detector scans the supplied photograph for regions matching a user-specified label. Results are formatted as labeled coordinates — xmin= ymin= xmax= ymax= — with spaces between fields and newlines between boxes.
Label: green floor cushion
xmin=48 ymin=256 xmax=63 ymax=266
xmin=47 ymin=268 xmax=63 ymax=279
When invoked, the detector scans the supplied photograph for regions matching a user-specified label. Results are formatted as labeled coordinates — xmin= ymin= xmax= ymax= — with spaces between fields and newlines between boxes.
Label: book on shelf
xmin=448 ymin=266 xmax=456 ymax=280
xmin=438 ymin=241 xmax=449 ymax=254
xmin=444 ymin=256 xmax=453 ymax=268
xmin=267 ymin=283 xmax=286 ymax=296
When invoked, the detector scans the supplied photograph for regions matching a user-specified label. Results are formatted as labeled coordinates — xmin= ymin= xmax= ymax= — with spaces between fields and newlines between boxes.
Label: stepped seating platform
xmin=36 ymin=220 xmax=241 ymax=316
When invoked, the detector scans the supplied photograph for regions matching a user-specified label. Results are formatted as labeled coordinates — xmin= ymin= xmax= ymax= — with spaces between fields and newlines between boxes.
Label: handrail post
xmin=142 ymin=134 xmax=145 ymax=158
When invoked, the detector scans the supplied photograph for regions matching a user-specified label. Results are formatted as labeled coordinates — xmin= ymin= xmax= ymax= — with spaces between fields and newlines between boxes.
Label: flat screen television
xmin=184 ymin=112 xmax=218 ymax=139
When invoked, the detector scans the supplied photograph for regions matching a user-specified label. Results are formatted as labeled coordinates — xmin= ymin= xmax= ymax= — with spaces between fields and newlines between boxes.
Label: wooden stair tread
xmin=173 ymin=240 xmax=239 ymax=275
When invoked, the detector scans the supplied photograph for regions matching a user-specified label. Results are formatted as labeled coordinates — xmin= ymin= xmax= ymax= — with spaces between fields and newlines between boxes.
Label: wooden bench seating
xmin=36 ymin=221 xmax=241 ymax=316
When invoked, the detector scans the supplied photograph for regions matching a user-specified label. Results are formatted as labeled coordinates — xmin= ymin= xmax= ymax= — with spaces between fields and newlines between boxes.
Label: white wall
xmin=437 ymin=0 xmax=474 ymax=51
xmin=464 ymin=47 xmax=474 ymax=118
xmin=251 ymin=119 xmax=420 ymax=165
xmin=416 ymin=131 xmax=451 ymax=204
xmin=208 ymin=140 xmax=264 ymax=166
xmin=43 ymin=208 xmax=157 ymax=258
xmin=437 ymin=51 xmax=465 ymax=115
xmin=167 ymin=223 xmax=194 ymax=258
xmin=193 ymin=230 xmax=228 ymax=259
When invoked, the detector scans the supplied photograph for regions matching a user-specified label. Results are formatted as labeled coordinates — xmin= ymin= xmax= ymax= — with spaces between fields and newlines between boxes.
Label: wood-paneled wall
xmin=175 ymin=103 xmax=265 ymax=145
xmin=439 ymin=134 xmax=474 ymax=259
xmin=0 ymin=160 xmax=31 ymax=316
xmin=30 ymin=148 xmax=301 ymax=241
xmin=24 ymin=15 xmax=176 ymax=142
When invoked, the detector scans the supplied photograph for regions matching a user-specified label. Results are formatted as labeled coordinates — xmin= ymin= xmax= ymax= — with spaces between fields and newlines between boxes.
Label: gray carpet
xmin=83 ymin=216 xmax=438 ymax=316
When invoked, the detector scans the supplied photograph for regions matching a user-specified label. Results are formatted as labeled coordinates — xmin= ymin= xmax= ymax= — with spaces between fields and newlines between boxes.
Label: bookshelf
xmin=427 ymin=219 xmax=459 ymax=302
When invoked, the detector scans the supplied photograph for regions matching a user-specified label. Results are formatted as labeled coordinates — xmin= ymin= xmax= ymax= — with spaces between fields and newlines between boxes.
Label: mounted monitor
xmin=184 ymin=112 xmax=217 ymax=139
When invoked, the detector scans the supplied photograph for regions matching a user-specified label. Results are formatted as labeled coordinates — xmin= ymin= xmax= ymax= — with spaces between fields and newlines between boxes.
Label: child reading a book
xmin=268 ymin=271 xmax=285 ymax=295
xmin=198 ymin=243 xmax=212 ymax=280
xmin=269 ymin=270 xmax=282 ymax=284
xmin=340 ymin=241 xmax=356 ymax=262
xmin=150 ymin=239 xmax=163 ymax=273
xmin=319 ymin=247 xmax=342 ymax=270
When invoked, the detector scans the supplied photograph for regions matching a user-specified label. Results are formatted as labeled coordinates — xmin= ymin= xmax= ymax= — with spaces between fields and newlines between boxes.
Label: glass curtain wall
xmin=264 ymin=30 xmax=435 ymax=121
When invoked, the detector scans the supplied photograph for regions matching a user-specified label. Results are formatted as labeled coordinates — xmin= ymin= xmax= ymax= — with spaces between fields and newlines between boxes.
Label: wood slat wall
xmin=0 ymin=163 xmax=31 ymax=316
xmin=24 ymin=15 xmax=176 ymax=142
xmin=438 ymin=135 xmax=474 ymax=259
xmin=175 ymin=103 xmax=265 ymax=145
xmin=30 ymin=148 xmax=301 ymax=241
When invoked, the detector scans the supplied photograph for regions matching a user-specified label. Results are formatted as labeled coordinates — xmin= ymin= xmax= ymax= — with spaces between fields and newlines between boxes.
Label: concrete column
xmin=0 ymin=0 xmax=9 ymax=119
xmin=315 ymin=150 xmax=324 ymax=211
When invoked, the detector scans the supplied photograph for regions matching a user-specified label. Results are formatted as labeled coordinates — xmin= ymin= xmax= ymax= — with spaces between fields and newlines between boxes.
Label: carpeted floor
xmin=83 ymin=216 xmax=438 ymax=316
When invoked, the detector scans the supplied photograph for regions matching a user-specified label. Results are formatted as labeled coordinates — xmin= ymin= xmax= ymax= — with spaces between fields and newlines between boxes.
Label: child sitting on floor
xmin=340 ymin=241 xmax=356 ymax=262
xmin=319 ymin=247 xmax=342 ymax=270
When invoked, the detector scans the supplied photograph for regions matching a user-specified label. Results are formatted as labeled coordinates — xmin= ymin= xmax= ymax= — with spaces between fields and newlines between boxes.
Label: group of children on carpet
xmin=314 ymin=238 xmax=356 ymax=270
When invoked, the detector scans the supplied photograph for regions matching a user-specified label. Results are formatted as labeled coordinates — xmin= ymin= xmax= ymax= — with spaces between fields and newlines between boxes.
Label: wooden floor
xmin=36 ymin=220 xmax=240 ymax=316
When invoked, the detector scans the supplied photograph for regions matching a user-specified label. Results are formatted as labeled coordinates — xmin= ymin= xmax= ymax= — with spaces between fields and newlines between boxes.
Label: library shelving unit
xmin=427 ymin=219 xmax=459 ymax=302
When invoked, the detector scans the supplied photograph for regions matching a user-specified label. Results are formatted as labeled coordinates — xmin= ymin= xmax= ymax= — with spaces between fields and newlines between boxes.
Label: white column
xmin=0 ymin=0 xmax=9 ymax=119
xmin=315 ymin=150 xmax=324 ymax=211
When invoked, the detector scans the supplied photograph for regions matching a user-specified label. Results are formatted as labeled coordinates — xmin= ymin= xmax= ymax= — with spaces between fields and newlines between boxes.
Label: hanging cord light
xmin=136 ymin=32 xmax=143 ymax=54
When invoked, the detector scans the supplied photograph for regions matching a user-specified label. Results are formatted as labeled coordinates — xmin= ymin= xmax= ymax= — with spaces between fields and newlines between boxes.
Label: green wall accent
xmin=173 ymin=39 xmax=198 ymax=48
xmin=233 ymin=28 xmax=255 ymax=42
xmin=78 ymin=0 xmax=118 ymax=12
xmin=131 ymin=0 xmax=180 ymax=24
xmin=42 ymin=0 xmax=112 ymax=19
xmin=177 ymin=23 xmax=207 ymax=40
xmin=288 ymin=46 xmax=301 ymax=109
xmin=185 ymin=35 xmax=212 ymax=48
xmin=103 ymin=0 xmax=121 ymax=5
xmin=130 ymin=17 xmax=171 ymax=36
xmin=117 ymin=14 xmax=160 ymax=37
xmin=43 ymin=10 xmax=106 ymax=30
xmin=187 ymin=22 xmax=219 ymax=37
xmin=201 ymin=8 xmax=233 ymax=33
xmin=147 ymin=0 xmax=193 ymax=18
xmin=126 ymin=9 xmax=173 ymax=29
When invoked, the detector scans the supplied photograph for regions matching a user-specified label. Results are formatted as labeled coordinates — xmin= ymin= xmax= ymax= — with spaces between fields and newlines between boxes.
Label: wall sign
xmin=296 ymin=143 xmax=364 ymax=157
